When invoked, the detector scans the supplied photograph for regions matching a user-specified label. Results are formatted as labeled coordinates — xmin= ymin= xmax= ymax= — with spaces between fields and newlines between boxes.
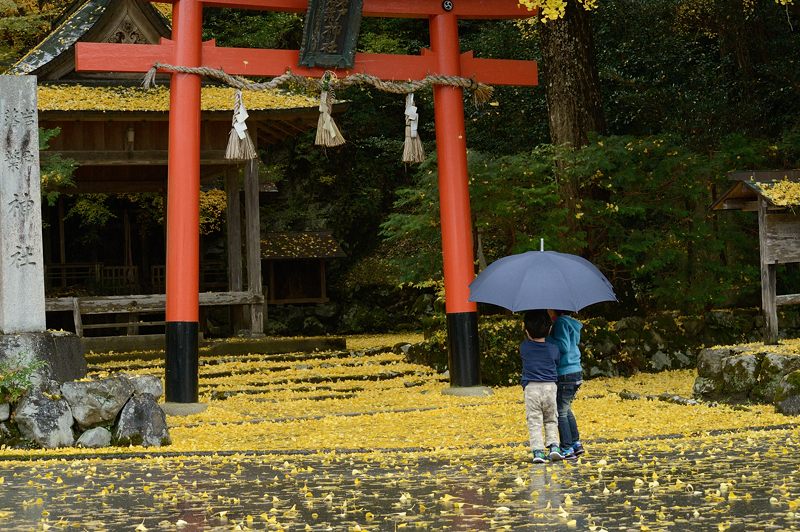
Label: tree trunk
xmin=539 ymin=1 xmax=606 ymax=243
xmin=539 ymin=1 xmax=606 ymax=148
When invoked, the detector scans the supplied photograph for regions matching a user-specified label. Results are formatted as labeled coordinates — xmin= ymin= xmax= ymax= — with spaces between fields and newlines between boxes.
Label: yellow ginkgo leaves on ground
xmin=2 ymin=333 xmax=798 ymax=460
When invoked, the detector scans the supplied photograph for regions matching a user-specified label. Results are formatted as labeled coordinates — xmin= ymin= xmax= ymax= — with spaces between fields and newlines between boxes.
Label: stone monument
xmin=0 ymin=75 xmax=85 ymax=383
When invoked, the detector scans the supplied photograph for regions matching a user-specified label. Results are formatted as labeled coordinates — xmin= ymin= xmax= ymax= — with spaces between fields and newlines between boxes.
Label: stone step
xmin=85 ymin=348 xmax=388 ymax=370
xmin=204 ymin=377 xmax=434 ymax=401
xmin=200 ymin=369 xmax=424 ymax=390
xmin=88 ymin=353 xmax=403 ymax=378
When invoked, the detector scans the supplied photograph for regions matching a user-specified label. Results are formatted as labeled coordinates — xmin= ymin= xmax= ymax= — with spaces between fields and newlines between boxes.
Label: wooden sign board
xmin=299 ymin=0 xmax=364 ymax=69
xmin=765 ymin=213 xmax=800 ymax=264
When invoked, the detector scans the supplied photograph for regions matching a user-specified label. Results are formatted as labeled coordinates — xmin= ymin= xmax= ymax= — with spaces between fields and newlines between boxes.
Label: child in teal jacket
xmin=547 ymin=310 xmax=585 ymax=457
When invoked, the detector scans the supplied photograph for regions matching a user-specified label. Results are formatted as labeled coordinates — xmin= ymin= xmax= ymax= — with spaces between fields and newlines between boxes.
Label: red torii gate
xmin=76 ymin=0 xmax=538 ymax=402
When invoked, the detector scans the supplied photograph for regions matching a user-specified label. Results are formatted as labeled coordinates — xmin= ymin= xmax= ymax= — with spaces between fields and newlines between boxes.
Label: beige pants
xmin=524 ymin=382 xmax=559 ymax=451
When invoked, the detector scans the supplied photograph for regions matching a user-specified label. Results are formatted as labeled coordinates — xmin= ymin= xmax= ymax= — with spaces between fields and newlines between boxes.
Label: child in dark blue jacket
xmin=521 ymin=310 xmax=564 ymax=463
xmin=547 ymin=310 xmax=585 ymax=458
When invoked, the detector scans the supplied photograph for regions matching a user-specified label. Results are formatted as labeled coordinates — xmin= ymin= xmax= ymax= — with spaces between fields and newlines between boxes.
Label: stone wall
xmin=0 ymin=374 xmax=170 ymax=449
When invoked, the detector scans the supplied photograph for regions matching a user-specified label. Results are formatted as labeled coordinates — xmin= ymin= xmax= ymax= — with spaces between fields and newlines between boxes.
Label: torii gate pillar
xmin=430 ymin=13 xmax=479 ymax=387
xmin=163 ymin=0 xmax=203 ymax=402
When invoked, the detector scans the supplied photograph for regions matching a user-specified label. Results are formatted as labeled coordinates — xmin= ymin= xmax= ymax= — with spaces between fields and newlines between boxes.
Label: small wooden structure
xmin=713 ymin=170 xmax=800 ymax=343
xmin=261 ymin=232 xmax=345 ymax=304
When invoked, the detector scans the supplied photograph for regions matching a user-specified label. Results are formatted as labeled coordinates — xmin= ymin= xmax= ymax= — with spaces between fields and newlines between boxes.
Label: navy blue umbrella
xmin=468 ymin=250 xmax=617 ymax=312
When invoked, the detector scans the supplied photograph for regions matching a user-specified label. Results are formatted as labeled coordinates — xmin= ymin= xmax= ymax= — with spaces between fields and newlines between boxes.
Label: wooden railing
xmin=99 ymin=266 xmax=138 ymax=294
xmin=45 ymin=262 xmax=102 ymax=289
xmin=46 ymin=291 xmax=265 ymax=337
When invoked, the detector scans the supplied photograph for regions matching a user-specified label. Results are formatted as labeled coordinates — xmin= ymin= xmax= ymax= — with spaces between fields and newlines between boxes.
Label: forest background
xmin=2 ymin=0 xmax=800 ymax=335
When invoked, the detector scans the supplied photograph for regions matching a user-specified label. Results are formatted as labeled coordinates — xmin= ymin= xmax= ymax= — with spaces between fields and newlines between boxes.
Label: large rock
xmin=753 ymin=354 xmax=800 ymax=402
xmin=61 ymin=376 xmax=134 ymax=429
xmin=127 ymin=375 xmax=163 ymax=400
xmin=14 ymin=389 xmax=74 ymax=448
xmin=721 ymin=354 xmax=761 ymax=395
xmin=0 ymin=403 xmax=8 ymax=422
xmin=774 ymin=370 xmax=800 ymax=403
xmin=114 ymin=394 xmax=170 ymax=447
xmin=692 ymin=376 xmax=720 ymax=398
xmin=776 ymin=396 xmax=800 ymax=416
xmin=649 ymin=350 xmax=672 ymax=371
xmin=672 ymin=350 xmax=693 ymax=368
xmin=696 ymin=347 xmax=732 ymax=379
xmin=0 ymin=422 xmax=13 ymax=445
xmin=76 ymin=427 xmax=112 ymax=448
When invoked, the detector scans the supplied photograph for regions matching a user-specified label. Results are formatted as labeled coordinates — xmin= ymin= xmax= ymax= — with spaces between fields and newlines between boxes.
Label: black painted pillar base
xmin=446 ymin=311 xmax=480 ymax=387
xmin=165 ymin=321 xmax=199 ymax=403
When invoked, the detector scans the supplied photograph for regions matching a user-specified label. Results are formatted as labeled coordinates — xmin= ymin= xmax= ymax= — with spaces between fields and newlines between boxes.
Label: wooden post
xmin=320 ymin=259 xmax=327 ymax=301
xmin=72 ymin=297 xmax=83 ymax=337
xmin=58 ymin=197 xmax=66 ymax=289
xmin=244 ymin=159 xmax=264 ymax=335
xmin=758 ymin=197 xmax=778 ymax=344
xmin=225 ymin=168 xmax=244 ymax=332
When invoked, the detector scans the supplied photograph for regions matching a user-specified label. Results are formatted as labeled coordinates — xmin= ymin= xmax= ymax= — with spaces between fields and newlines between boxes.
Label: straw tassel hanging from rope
xmin=225 ymin=89 xmax=258 ymax=160
xmin=315 ymin=72 xmax=345 ymax=147
xmin=402 ymin=93 xmax=425 ymax=163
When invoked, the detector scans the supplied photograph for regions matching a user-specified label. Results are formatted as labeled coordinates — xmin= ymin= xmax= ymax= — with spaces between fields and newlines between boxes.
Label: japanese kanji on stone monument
xmin=0 ymin=75 xmax=86 ymax=382
xmin=0 ymin=75 xmax=46 ymax=334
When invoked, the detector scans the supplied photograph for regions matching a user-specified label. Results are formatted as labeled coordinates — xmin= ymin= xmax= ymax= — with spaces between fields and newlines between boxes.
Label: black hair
xmin=523 ymin=309 xmax=552 ymax=339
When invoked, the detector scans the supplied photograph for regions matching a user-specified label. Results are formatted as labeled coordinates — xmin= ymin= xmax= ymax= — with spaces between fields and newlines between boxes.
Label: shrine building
xmin=6 ymin=0 xmax=345 ymax=342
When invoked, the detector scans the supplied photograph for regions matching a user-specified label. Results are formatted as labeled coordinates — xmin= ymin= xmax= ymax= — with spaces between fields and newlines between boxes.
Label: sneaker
xmin=561 ymin=446 xmax=577 ymax=460
xmin=571 ymin=441 xmax=585 ymax=456
xmin=532 ymin=450 xmax=547 ymax=464
xmin=549 ymin=444 xmax=564 ymax=461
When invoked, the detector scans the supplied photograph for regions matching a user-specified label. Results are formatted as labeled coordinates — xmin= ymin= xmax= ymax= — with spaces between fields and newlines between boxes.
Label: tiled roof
xmin=261 ymin=232 xmax=345 ymax=259
xmin=37 ymin=84 xmax=319 ymax=112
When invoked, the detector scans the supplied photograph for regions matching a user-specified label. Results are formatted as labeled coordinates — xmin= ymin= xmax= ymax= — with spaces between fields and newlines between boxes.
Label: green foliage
xmin=410 ymin=316 xmax=524 ymax=386
xmin=595 ymin=0 xmax=800 ymax=145
xmin=381 ymin=131 xmax=800 ymax=314
xmin=66 ymin=194 xmax=114 ymax=226
xmin=39 ymin=127 xmax=76 ymax=206
xmin=0 ymin=0 xmax=18 ymax=17
xmin=460 ymin=20 xmax=549 ymax=152
xmin=0 ymin=13 xmax=49 ymax=52
xmin=358 ymin=17 xmax=428 ymax=55
xmin=64 ymin=194 xmax=115 ymax=248
xmin=123 ymin=193 xmax=165 ymax=229
xmin=411 ymin=307 xmax=800 ymax=385
xmin=0 ymin=0 xmax=72 ymax=69
xmin=203 ymin=10 xmax=303 ymax=49
xmin=0 ymin=355 xmax=48 ymax=404
xmin=381 ymin=148 xmax=572 ymax=283
xmin=198 ymin=188 xmax=227 ymax=235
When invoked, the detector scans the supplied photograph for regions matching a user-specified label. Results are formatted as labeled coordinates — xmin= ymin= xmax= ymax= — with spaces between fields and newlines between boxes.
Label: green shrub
xmin=0 ymin=355 xmax=48 ymax=404
xmin=407 ymin=309 xmax=800 ymax=386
